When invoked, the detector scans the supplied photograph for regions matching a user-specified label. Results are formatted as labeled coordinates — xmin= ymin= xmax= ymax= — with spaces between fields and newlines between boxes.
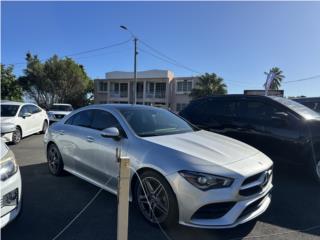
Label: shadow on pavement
xmin=2 ymin=162 xmax=320 ymax=240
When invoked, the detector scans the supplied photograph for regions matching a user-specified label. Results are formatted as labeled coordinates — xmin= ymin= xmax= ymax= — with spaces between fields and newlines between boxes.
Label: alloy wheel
xmin=137 ymin=177 xmax=170 ymax=224
xmin=12 ymin=129 xmax=21 ymax=144
xmin=48 ymin=147 xmax=60 ymax=174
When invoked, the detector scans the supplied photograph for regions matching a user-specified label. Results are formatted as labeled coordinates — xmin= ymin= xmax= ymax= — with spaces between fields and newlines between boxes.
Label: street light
xmin=120 ymin=25 xmax=138 ymax=105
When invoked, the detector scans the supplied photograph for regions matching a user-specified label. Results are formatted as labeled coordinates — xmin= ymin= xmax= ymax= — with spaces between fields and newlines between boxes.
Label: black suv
xmin=292 ymin=97 xmax=320 ymax=114
xmin=180 ymin=95 xmax=320 ymax=182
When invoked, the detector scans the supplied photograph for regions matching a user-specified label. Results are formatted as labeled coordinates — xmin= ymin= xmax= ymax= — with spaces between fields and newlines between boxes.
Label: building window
xmin=110 ymin=82 xmax=128 ymax=98
xmin=120 ymin=83 xmax=128 ymax=98
xmin=99 ymin=82 xmax=108 ymax=92
xmin=176 ymin=80 xmax=193 ymax=93
xmin=146 ymin=82 xmax=155 ymax=98
xmin=155 ymin=83 xmax=166 ymax=98
xmin=176 ymin=103 xmax=188 ymax=112
xmin=137 ymin=82 xmax=144 ymax=99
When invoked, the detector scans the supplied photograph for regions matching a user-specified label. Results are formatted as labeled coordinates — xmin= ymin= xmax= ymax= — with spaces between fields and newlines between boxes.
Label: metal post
xmin=133 ymin=38 xmax=138 ymax=105
xmin=117 ymin=151 xmax=130 ymax=240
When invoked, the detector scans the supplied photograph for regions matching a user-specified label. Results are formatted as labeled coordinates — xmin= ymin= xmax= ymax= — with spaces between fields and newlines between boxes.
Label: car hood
xmin=144 ymin=130 xmax=261 ymax=166
xmin=0 ymin=117 xmax=16 ymax=123
xmin=48 ymin=111 xmax=71 ymax=115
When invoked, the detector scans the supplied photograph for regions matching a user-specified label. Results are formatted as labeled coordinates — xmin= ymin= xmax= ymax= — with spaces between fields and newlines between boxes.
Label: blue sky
xmin=2 ymin=1 xmax=320 ymax=97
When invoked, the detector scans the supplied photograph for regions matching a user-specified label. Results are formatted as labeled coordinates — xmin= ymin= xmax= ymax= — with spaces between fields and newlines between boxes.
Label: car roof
xmin=192 ymin=94 xmax=271 ymax=102
xmin=87 ymin=103 xmax=160 ymax=112
xmin=53 ymin=103 xmax=72 ymax=106
xmin=1 ymin=100 xmax=24 ymax=106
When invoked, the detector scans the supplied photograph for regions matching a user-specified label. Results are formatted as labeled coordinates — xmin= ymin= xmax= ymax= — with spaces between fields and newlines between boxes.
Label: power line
xmin=283 ymin=74 xmax=320 ymax=84
xmin=139 ymin=40 xmax=201 ymax=74
xmin=139 ymin=47 xmax=201 ymax=74
xmin=3 ymin=39 xmax=131 ymax=66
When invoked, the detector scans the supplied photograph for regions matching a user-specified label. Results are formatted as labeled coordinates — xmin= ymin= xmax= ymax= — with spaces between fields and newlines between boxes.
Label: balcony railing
xmin=110 ymin=91 xmax=128 ymax=98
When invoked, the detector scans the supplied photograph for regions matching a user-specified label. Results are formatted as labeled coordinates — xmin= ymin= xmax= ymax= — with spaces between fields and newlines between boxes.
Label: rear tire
xmin=41 ymin=120 xmax=48 ymax=134
xmin=134 ymin=170 xmax=178 ymax=228
xmin=313 ymin=159 xmax=320 ymax=184
xmin=47 ymin=144 xmax=64 ymax=176
xmin=12 ymin=127 xmax=22 ymax=145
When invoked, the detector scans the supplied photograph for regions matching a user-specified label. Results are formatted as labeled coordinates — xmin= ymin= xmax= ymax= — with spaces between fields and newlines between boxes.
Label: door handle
xmin=57 ymin=130 xmax=64 ymax=135
xmin=86 ymin=136 xmax=95 ymax=142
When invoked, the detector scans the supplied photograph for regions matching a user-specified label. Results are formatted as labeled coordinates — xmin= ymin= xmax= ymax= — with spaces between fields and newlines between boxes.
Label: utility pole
xmin=120 ymin=25 xmax=138 ymax=105
xmin=133 ymin=37 xmax=138 ymax=105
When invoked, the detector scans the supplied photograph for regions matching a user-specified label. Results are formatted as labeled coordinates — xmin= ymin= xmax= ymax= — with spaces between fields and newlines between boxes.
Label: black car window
xmin=239 ymin=101 xmax=275 ymax=120
xmin=19 ymin=105 xmax=32 ymax=117
xmin=1 ymin=105 xmax=19 ymax=117
xmin=202 ymin=99 xmax=238 ymax=118
xmin=180 ymin=100 xmax=206 ymax=123
xmin=91 ymin=110 xmax=120 ymax=130
xmin=67 ymin=110 xmax=94 ymax=128
xmin=29 ymin=105 xmax=41 ymax=114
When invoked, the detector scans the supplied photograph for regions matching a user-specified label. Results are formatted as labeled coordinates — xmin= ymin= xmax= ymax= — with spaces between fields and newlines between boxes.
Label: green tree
xmin=1 ymin=64 xmax=23 ymax=101
xmin=264 ymin=67 xmax=285 ymax=90
xmin=18 ymin=53 xmax=93 ymax=109
xmin=190 ymin=72 xmax=227 ymax=99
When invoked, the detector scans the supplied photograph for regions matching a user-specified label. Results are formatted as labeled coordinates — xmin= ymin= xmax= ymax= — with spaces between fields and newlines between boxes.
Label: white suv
xmin=0 ymin=101 xmax=49 ymax=144
xmin=47 ymin=103 xmax=73 ymax=123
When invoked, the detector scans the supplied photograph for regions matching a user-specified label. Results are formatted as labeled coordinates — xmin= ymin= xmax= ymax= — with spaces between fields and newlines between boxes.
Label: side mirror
xmin=22 ymin=112 xmax=32 ymax=118
xmin=1 ymin=123 xmax=16 ymax=135
xmin=101 ymin=127 xmax=121 ymax=140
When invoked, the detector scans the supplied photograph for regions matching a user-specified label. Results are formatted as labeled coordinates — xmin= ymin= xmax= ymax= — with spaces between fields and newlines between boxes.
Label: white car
xmin=1 ymin=127 xmax=22 ymax=228
xmin=47 ymin=103 xmax=73 ymax=123
xmin=0 ymin=101 xmax=49 ymax=144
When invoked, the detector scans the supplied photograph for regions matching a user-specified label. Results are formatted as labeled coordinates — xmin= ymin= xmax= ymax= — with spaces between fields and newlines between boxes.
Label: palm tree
xmin=190 ymin=73 xmax=227 ymax=99
xmin=264 ymin=67 xmax=285 ymax=90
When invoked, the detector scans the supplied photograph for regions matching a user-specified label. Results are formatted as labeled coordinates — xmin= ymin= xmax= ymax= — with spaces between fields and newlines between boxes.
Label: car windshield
xmin=1 ymin=104 xmax=20 ymax=117
xmin=270 ymin=97 xmax=320 ymax=120
xmin=120 ymin=108 xmax=195 ymax=137
xmin=50 ymin=105 xmax=73 ymax=111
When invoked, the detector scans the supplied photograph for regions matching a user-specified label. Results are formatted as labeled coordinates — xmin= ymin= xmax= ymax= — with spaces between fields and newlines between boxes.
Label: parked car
xmin=0 ymin=101 xmax=49 ymax=144
xmin=292 ymin=97 xmax=320 ymax=114
xmin=1 ymin=124 xmax=22 ymax=228
xmin=47 ymin=103 xmax=73 ymax=123
xmin=180 ymin=95 xmax=320 ymax=183
xmin=44 ymin=104 xmax=273 ymax=228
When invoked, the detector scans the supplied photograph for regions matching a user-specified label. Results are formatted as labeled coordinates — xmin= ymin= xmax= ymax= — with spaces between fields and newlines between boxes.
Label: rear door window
xmin=66 ymin=110 xmax=94 ymax=128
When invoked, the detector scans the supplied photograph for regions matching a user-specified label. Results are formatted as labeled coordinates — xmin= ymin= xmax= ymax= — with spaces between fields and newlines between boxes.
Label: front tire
xmin=12 ymin=127 xmax=22 ymax=145
xmin=134 ymin=170 xmax=178 ymax=228
xmin=47 ymin=144 xmax=64 ymax=176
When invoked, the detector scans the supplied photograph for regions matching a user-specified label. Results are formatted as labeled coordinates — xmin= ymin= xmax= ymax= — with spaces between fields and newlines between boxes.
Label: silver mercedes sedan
xmin=44 ymin=104 xmax=273 ymax=229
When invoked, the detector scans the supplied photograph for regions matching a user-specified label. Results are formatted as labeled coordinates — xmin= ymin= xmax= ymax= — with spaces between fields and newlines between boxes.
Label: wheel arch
xmin=130 ymin=167 xmax=178 ymax=203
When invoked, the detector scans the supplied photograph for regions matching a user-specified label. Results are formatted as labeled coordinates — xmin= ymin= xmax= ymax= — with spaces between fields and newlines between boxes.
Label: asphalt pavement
xmin=2 ymin=134 xmax=320 ymax=240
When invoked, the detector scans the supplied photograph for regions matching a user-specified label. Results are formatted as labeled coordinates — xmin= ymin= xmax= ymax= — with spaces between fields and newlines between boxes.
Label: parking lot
xmin=2 ymin=134 xmax=320 ymax=240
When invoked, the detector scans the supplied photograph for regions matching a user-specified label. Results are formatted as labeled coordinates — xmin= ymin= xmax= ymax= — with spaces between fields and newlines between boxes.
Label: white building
xmin=94 ymin=70 xmax=199 ymax=112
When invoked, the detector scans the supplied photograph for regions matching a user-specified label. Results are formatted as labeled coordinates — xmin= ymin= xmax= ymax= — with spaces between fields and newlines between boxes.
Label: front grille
xmin=191 ymin=202 xmax=236 ymax=220
xmin=238 ymin=195 xmax=268 ymax=220
xmin=239 ymin=168 xmax=272 ymax=197
xmin=54 ymin=114 xmax=65 ymax=119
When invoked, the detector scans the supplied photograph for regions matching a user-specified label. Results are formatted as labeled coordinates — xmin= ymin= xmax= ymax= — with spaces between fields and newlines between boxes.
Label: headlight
xmin=0 ymin=158 xmax=18 ymax=181
xmin=47 ymin=112 xmax=54 ymax=118
xmin=179 ymin=170 xmax=234 ymax=191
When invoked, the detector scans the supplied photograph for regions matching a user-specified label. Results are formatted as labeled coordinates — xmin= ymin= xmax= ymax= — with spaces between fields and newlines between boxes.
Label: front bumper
xmin=167 ymin=168 xmax=273 ymax=229
xmin=1 ymin=133 xmax=13 ymax=143
xmin=1 ymin=168 xmax=22 ymax=228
